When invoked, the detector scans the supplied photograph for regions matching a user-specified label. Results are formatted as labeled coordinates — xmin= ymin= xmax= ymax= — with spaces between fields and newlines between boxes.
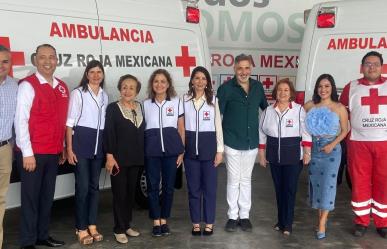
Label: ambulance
xmin=296 ymin=0 xmax=387 ymax=103
xmin=295 ymin=0 xmax=387 ymax=186
xmin=0 ymin=0 xmax=210 ymax=209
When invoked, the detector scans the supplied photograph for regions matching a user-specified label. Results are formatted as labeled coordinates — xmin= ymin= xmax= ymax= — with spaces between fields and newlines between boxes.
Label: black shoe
xmin=376 ymin=227 xmax=387 ymax=238
xmin=161 ymin=224 xmax=171 ymax=236
xmin=36 ymin=237 xmax=65 ymax=247
xmin=225 ymin=219 xmax=238 ymax=232
xmin=20 ymin=246 xmax=36 ymax=249
xmin=203 ymin=226 xmax=214 ymax=236
xmin=191 ymin=226 xmax=202 ymax=236
xmin=152 ymin=225 xmax=162 ymax=237
xmin=239 ymin=219 xmax=253 ymax=232
xmin=353 ymin=224 xmax=367 ymax=237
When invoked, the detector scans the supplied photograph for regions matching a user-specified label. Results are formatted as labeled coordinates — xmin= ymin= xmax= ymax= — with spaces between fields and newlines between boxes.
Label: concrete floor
xmin=3 ymin=164 xmax=387 ymax=249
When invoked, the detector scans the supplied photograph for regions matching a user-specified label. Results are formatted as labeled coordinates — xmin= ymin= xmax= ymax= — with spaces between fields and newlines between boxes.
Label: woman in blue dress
xmin=304 ymin=74 xmax=348 ymax=240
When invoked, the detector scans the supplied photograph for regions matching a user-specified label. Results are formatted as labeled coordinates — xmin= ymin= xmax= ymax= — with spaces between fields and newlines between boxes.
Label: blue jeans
xmin=145 ymin=156 xmax=177 ymax=219
xmin=74 ymin=157 xmax=102 ymax=230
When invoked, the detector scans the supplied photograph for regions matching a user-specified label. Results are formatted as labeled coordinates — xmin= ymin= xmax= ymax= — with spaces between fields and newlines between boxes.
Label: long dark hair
xmin=312 ymin=74 xmax=339 ymax=104
xmin=187 ymin=66 xmax=213 ymax=105
xmin=147 ymin=69 xmax=177 ymax=99
xmin=79 ymin=60 xmax=105 ymax=92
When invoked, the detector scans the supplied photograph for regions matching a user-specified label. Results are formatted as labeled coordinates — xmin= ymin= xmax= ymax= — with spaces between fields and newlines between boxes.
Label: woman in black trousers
xmin=104 ymin=74 xmax=144 ymax=244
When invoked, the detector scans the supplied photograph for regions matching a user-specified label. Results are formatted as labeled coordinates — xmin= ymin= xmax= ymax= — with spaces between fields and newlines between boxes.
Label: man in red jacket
xmin=15 ymin=44 xmax=69 ymax=249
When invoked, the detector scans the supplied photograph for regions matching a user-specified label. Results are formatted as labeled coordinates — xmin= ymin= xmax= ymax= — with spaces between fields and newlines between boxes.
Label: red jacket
xmin=24 ymin=74 xmax=69 ymax=154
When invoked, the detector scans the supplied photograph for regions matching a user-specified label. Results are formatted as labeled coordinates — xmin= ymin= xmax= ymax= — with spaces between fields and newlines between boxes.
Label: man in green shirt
xmin=217 ymin=54 xmax=268 ymax=232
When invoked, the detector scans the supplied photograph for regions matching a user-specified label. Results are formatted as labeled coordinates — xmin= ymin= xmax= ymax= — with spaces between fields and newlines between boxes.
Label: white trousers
xmin=225 ymin=145 xmax=257 ymax=220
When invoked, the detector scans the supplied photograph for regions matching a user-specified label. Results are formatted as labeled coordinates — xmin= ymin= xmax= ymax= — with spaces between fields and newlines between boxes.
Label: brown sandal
xmin=88 ymin=226 xmax=103 ymax=242
xmin=76 ymin=229 xmax=93 ymax=245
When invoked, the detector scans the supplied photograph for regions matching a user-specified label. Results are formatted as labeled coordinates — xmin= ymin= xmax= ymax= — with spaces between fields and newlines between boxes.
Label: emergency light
xmin=186 ymin=0 xmax=200 ymax=23
xmin=317 ymin=7 xmax=336 ymax=28
xmin=186 ymin=6 xmax=200 ymax=23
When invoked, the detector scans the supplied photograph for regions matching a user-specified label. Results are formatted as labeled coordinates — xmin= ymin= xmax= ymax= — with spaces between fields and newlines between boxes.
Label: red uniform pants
xmin=348 ymin=140 xmax=387 ymax=228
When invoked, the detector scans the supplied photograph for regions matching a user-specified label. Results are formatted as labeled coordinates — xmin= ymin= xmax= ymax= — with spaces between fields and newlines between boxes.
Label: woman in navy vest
xmin=258 ymin=79 xmax=312 ymax=236
xmin=143 ymin=69 xmax=185 ymax=237
xmin=183 ymin=66 xmax=224 ymax=236
xmin=66 ymin=60 xmax=108 ymax=245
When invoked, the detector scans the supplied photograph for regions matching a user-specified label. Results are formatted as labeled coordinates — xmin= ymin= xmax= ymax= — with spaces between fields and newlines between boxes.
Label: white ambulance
xmin=0 ymin=0 xmax=210 ymax=209
xmin=296 ymin=0 xmax=387 ymax=103
xmin=295 ymin=0 xmax=387 ymax=187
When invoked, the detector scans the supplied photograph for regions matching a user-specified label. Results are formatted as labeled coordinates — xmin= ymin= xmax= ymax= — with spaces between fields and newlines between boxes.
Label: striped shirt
xmin=0 ymin=76 xmax=18 ymax=141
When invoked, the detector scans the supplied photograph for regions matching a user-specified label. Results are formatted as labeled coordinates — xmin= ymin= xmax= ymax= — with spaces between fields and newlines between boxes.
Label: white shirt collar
xmin=35 ymin=72 xmax=59 ymax=88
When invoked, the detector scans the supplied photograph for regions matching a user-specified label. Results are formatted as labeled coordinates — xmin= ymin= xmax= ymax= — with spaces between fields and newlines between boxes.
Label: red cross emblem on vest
xmin=203 ymin=110 xmax=210 ymax=120
xmin=361 ymin=88 xmax=387 ymax=114
xmin=166 ymin=107 xmax=174 ymax=116
xmin=175 ymin=46 xmax=196 ymax=77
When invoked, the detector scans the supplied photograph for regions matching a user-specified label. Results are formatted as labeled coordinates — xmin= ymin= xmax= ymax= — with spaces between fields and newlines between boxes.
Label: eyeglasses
xmin=363 ymin=62 xmax=382 ymax=68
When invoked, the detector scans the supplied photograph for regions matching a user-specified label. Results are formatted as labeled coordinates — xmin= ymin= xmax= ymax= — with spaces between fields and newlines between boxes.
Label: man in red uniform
xmin=340 ymin=51 xmax=387 ymax=239
xmin=15 ymin=44 xmax=69 ymax=249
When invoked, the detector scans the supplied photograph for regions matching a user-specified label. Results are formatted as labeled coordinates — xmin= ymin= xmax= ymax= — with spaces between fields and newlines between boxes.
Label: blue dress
xmin=305 ymin=107 xmax=341 ymax=211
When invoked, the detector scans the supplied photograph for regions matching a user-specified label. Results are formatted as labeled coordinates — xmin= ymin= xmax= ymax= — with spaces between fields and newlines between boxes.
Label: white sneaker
xmin=126 ymin=228 xmax=140 ymax=237
xmin=114 ymin=233 xmax=128 ymax=244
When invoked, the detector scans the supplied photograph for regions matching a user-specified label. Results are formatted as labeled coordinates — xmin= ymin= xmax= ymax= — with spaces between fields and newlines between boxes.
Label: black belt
xmin=0 ymin=140 xmax=9 ymax=147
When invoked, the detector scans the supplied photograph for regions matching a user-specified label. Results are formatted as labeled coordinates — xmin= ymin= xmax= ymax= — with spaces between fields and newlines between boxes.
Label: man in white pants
xmin=217 ymin=54 xmax=268 ymax=232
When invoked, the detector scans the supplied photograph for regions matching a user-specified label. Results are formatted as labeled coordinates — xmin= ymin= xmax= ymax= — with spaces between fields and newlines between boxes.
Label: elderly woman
xmin=183 ymin=66 xmax=224 ymax=236
xmin=143 ymin=69 xmax=185 ymax=237
xmin=104 ymin=74 xmax=144 ymax=244
xmin=66 ymin=60 xmax=108 ymax=245
xmin=258 ymin=78 xmax=312 ymax=236
xmin=304 ymin=74 xmax=348 ymax=240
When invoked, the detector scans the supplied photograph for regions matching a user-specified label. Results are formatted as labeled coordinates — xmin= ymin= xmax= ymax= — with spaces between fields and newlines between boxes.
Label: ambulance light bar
xmin=317 ymin=7 xmax=336 ymax=28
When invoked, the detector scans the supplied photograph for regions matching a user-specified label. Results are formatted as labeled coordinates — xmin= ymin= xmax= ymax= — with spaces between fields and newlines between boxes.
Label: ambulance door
xmin=0 ymin=0 xmax=101 ymax=208
xmin=95 ymin=0 xmax=208 ymax=100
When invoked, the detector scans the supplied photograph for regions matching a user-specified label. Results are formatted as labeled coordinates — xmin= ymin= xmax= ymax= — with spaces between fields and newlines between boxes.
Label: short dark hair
xmin=271 ymin=78 xmax=296 ymax=102
xmin=234 ymin=53 xmax=252 ymax=65
xmin=362 ymin=51 xmax=383 ymax=65
xmin=187 ymin=66 xmax=213 ymax=105
xmin=117 ymin=74 xmax=141 ymax=94
xmin=0 ymin=45 xmax=10 ymax=53
xmin=36 ymin=44 xmax=57 ymax=56
xmin=147 ymin=69 xmax=176 ymax=99
xmin=78 ymin=60 xmax=105 ymax=91
xmin=312 ymin=74 xmax=339 ymax=104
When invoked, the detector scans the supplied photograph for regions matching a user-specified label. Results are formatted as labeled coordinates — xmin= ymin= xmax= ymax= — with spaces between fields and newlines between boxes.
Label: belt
xmin=0 ymin=140 xmax=9 ymax=147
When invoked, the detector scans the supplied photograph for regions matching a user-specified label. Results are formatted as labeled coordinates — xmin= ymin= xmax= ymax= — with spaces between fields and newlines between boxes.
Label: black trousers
xmin=17 ymin=153 xmax=59 ymax=246
xmin=270 ymin=162 xmax=303 ymax=232
xmin=110 ymin=166 xmax=140 ymax=234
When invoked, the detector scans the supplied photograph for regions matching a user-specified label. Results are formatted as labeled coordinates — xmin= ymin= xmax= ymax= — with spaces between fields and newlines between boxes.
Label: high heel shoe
xmin=203 ymin=225 xmax=214 ymax=236
xmin=75 ymin=229 xmax=93 ymax=245
xmin=191 ymin=225 xmax=201 ymax=236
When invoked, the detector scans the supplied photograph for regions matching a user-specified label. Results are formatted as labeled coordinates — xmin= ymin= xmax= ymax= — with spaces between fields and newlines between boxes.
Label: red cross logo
xmin=175 ymin=46 xmax=196 ymax=77
xmin=166 ymin=106 xmax=174 ymax=116
xmin=203 ymin=111 xmax=210 ymax=120
xmin=262 ymin=77 xmax=274 ymax=89
xmin=0 ymin=37 xmax=25 ymax=77
xmin=361 ymin=88 xmax=387 ymax=114
xmin=285 ymin=118 xmax=293 ymax=127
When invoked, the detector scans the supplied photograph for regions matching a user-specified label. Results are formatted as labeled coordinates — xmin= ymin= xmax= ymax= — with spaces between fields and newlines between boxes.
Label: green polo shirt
xmin=217 ymin=77 xmax=268 ymax=150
